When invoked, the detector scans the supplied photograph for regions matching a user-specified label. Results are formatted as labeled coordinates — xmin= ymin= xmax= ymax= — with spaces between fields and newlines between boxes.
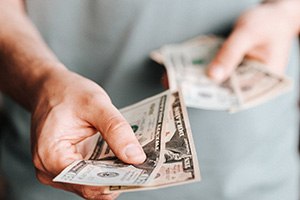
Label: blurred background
xmin=0 ymin=93 xmax=8 ymax=199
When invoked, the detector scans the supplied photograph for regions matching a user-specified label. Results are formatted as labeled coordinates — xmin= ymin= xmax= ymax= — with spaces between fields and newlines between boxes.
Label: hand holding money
xmin=54 ymin=90 xmax=200 ymax=193
xmin=208 ymin=0 xmax=300 ymax=82
xmin=152 ymin=35 xmax=292 ymax=112
xmin=31 ymin=69 xmax=145 ymax=200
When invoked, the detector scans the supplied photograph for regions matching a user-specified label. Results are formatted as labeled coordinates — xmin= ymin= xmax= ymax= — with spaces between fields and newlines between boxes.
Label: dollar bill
xmin=54 ymin=91 xmax=169 ymax=186
xmin=151 ymin=35 xmax=292 ymax=112
xmin=150 ymin=35 xmax=222 ymax=66
xmin=107 ymin=91 xmax=200 ymax=193
xmin=230 ymin=59 xmax=292 ymax=112
xmin=54 ymin=90 xmax=200 ymax=192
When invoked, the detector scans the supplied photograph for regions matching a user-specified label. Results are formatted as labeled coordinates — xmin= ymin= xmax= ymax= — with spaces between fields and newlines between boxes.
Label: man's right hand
xmin=31 ymin=67 xmax=146 ymax=200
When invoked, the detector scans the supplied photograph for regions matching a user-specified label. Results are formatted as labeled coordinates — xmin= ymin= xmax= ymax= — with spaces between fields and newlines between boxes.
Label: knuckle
xmin=32 ymin=154 xmax=42 ymax=169
xmin=85 ymin=92 xmax=111 ymax=107
xmin=36 ymin=146 xmax=58 ymax=174
xmin=35 ymin=172 xmax=49 ymax=185
xmin=81 ymin=93 xmax=112 ymax=119
xmin=103 ymin=115 xmax=129 ymax=139
xmin=80 ymin=187 xmax=91 ymax=199
xmin=81 ymin=186 xmax=93 ymax=199
xmin=80 ymin=186 xmax=102 ymax=200
xmin=32 ymin=149 xmax=48 ymax=172
xmin=81 ymin=191 xmax=90 ymax=199
xmin=79 ymin=186 xmax=116 ymax=200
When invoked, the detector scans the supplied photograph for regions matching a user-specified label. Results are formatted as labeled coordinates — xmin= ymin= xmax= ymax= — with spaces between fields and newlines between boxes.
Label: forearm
xmin=0 ymin=1 xmax=67 ymax=111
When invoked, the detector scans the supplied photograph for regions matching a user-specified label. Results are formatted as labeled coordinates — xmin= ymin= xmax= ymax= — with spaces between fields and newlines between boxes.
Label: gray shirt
xmin=1 ymin=1 xmax=299 ymax=199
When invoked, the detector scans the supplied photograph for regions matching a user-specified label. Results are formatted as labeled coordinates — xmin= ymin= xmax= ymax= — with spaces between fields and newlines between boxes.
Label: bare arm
xmin=0 ymin=1 xmax=145 ymax=199
xmin=0 ymin=0 xmax=66 ymax=110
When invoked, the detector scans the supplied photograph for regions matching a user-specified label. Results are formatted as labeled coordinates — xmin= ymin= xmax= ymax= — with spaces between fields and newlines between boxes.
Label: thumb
xmin=207 ymin=30 xmax=253 ymax=82
xmin=88 ymin=99 xmax=146 ymax=165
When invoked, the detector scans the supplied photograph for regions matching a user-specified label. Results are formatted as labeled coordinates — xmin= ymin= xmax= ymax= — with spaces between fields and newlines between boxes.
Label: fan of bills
xmin=53 ymin=35 xmax=292 ymax=193
xmin=54 ymin=90 xmax=200 ymax=193
xmin=151 ymin=35 xmax=292 ymax=112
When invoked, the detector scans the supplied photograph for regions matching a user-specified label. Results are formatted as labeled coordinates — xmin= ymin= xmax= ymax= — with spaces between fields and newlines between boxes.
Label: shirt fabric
xmin=0 ymin=1 xmax=299 ymax=199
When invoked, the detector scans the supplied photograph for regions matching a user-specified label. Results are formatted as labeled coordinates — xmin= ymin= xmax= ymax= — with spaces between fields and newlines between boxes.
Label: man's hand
xmin=31 ymin=67 xmax=146 ymax=199
xmin=207 ymin=0 xmax=300 ymax=82
xmin=0 ymin=1 xmax=145 ymax=199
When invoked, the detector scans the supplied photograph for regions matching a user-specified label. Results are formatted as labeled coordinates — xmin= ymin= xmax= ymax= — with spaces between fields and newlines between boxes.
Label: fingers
xmin=161 ymin=71 xmax=169 ymax=89
xmin=36 ymin=170 xmax=120 ymax=200
xmin=79 ymin=185 xmax=120 ymax=200
xmin=87 ymin=97 xmax=146 ymax=165
xmin=34 ymin=132 xmax=83 ymax=175
xmin=207 ymin=29 xmax=253 ymax=82
xmin=31 ymin=73 xmax=144 ymax=197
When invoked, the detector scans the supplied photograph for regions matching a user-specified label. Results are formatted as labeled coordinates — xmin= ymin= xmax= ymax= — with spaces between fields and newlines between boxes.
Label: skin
xmin=0 ymin=1 xmax=145 ymax=199
xmin=207 ymin=0 xmax=300 ymax=82
xmin=0 ymin=0 xmax=299 ymax=199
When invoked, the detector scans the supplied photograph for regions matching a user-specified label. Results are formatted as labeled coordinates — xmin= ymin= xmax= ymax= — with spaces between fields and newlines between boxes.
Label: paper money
xmin=108 ymin=92 xmax=200 ymax=193
xmin=53 ymin=90 xmax=200 ymax=192
xmin=230 ymin=59 xmax=292 ymax=112
xmin=151 ymin=35 xmax=292 ymax=112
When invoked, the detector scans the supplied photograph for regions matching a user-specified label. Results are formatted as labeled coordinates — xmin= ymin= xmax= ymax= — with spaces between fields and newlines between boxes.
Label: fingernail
xmin=124 ymin=144 xmax=146 ymax=164
xmin=210 ymin=66 xmax=225 ymax=82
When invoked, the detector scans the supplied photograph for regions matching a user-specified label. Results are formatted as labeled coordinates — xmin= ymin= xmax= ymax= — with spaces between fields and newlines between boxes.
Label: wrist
xmin=30 ymin=62 xmax=69 ymax=112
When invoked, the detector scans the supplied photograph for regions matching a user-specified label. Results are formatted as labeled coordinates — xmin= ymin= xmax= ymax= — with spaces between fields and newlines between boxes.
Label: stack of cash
xmin=54 ymin=34 xmax=291 ymax=193
xmin=54 ymin=90 xmax=201 ymax=193
xmin=151 ymin=35 xmax=292 ymax=112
